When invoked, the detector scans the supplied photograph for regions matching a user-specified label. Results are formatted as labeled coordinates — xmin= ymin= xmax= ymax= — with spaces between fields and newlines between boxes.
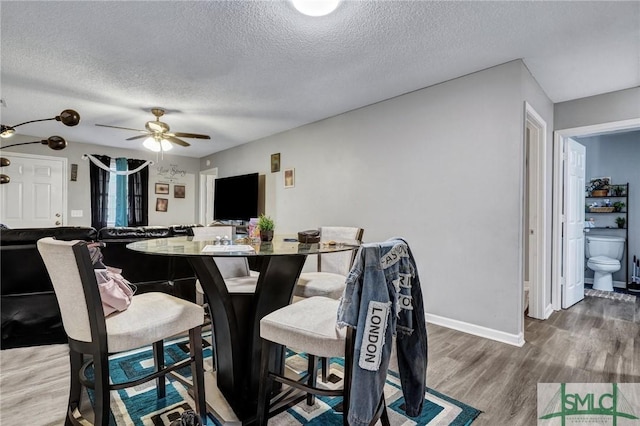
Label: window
xmin=89 ymin=155 xmax=149 ymax=229
xmin=106 ymin=159 xmax=122 ymax=227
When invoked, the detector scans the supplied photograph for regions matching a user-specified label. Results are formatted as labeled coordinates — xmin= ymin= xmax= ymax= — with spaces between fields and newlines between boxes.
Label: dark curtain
xmin=127 ymin=159 xmax=148 ymax=226
xmin=89 ymin=154 xmax=111 ymax=230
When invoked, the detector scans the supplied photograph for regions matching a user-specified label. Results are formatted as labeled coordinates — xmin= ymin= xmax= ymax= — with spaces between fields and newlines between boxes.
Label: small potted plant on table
xmin=615 ymin=217 xmax=626 ymax=229
xmin=257 ymin=214 xmax=275 ymax=242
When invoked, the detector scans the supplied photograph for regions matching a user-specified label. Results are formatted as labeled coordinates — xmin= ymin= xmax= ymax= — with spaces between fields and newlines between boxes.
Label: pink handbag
xmin=94 ymin=266 xmax=134 ymax=316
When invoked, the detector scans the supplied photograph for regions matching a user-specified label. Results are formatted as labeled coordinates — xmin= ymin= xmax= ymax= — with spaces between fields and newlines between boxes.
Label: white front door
xmin=562 ymin=139 xmax=586 ymax=308
xmin=0 ymin=152 xmax=67 ymax=228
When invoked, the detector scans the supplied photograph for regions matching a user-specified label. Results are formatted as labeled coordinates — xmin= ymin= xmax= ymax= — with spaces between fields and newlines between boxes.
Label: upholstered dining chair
xmin=256 ymin=296 xmax=390 ymax=426
xmin=191 ymin=226 xmax=259 ymax=305
xmin=293 ymin=226 xmax=363 ymax=382
xmin=37 ymin=237 xmax=206 ymax=426
xmin=294 ymin=226 xmax=364 ymax=300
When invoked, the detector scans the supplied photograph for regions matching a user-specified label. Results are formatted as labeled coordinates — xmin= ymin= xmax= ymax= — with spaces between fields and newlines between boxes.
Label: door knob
xmin=55 ymin=221 xmax=61 ymax=225
xmin=55 ymin=213 xmax=61 ymax=217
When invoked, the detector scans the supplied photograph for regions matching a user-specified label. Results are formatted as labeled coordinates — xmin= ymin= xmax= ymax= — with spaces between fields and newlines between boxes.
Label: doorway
xmin=524 ymin=103 xmax=548 ymax=320
xmin=551 ymin=118 xmax=640 ymax=310
xmin=199 ymin=167 xmax=217 ymax=225
xmin=0 ymin=152 xmax=67 ymax=228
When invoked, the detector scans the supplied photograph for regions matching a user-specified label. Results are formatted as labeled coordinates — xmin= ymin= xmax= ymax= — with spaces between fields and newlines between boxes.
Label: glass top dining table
xmin=127 ymin=235 xmax=360 ymax=423
xmin=127 ymin=234 xmax=360 ymax=257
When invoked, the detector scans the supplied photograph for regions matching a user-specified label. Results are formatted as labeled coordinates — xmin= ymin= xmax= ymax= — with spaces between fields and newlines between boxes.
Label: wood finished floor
xmin=1 ymin=294 xmax=638 ymax=426
xmin=423 ymin=294 xmax=639 ymax=425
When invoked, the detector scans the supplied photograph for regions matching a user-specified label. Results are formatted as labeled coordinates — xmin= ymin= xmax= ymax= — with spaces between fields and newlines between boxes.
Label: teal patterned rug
xmin=88 ymin=337 xmax=481 ymax=425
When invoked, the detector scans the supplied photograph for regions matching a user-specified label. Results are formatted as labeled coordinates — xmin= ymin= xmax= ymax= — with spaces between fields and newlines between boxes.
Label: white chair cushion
xmin=106 ymin=292 xmax=204 ymax=353
xmin=295 ymin=272 xmax=346 ymax=299
xmin=260 ymin=297 xmax=345 ymax=358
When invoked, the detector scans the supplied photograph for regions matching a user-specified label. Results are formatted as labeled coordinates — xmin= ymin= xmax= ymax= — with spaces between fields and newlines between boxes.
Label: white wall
xmin=555 ymin=87 xmax=640 ymax=130
xmin=202 ymin=61 xmax=552 ymax=340
xmin=148 ymin=170 xmax=197 ymax=226
xmin=2 ymin=136 xmax=201 ymax=227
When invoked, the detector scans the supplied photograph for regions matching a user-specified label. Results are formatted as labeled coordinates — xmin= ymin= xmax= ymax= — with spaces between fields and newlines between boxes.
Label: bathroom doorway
xmin=551 ymin=118 xmax=640 ymax=310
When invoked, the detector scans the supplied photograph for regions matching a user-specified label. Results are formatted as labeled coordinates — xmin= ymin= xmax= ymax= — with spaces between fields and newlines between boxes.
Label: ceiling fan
xmin=95 ymin=108 xmax=210 ymax=151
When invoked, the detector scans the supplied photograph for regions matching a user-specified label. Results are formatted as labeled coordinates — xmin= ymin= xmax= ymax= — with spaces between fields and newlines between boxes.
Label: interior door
xmin=562 ymin=138 xmax=586 ymax=308
xmin=0 ymin=152 xmax=66 ymax=228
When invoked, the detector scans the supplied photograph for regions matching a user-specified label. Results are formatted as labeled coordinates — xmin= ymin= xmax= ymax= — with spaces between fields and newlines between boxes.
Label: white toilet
xmin=585 ymin=235 xmax=625 ymax=292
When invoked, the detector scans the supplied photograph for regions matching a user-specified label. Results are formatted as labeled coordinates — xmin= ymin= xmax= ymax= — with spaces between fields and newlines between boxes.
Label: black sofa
xmin=1 ymin=225 xmax=200 ymax=349
xmin=1 ymin=227 xmax=98 ymax=348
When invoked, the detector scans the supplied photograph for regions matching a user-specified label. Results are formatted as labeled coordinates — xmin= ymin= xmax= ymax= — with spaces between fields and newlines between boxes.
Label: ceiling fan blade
xmin=165 ymin=136 xmax=190 ymax=147
xmin=172 ymin=132 xmax=211 ymax=140
xmin=95 ymin=123 xmax=147 ymax=133
xmin=126 ymin=134 xmax=150 ymax=141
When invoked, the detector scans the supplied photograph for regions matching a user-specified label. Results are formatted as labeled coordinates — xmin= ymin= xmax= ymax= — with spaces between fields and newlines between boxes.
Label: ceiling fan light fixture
xmin=291 ymin=0 xmax=341 ymax=16
xmin=160 ymin=139 xmax=173 ymax=151
xmin=143 ymin=137 xmax=172 ymax=152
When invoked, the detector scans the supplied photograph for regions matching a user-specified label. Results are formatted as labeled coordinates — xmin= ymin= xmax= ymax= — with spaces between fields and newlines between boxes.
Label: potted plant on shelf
xmin=615 ymin=216 xmax=626 ymax=229
xmin=613 ymin=185 xmax=626 ymax=196
xmin=257 ymin=214 xmax=275 ymax=242
xmin=587 ymin=178 xmax=610 ymax=197
xmin=613 ymin=201 xmax=626 ymax=212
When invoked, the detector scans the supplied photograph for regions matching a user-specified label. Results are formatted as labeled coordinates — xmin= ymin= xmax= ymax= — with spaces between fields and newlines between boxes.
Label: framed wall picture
xmin=174 ymin=185 xmax=185 ymax=198
xmin=271 ymin=153 xmax=281 ymax=173
xmin=156 ymin=198 xmax=168 ymax=212
xmin=155 ymin=183 xmax=170 ymax=194
xmin=284 ymin=168 xmax=295 ymax=188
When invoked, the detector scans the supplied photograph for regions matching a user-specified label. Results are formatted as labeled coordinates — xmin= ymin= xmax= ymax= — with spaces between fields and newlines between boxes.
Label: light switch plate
xmin=71 ymin=210 xmax=83 ymax=217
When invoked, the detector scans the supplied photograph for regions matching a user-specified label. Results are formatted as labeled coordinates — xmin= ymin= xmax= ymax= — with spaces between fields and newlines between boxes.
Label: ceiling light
xmin=291 ymin=0 xmax=341 ymax=16
xmin=0 ymin=126 xmax=15 ymax=138
xmin=1 ymin=136 xmax=68 ymax=151
xmin=0 ymin=109 xmax=80 ymax=138
xmin=1 ymin=136 xmax=68 ymax=184
xmin=143 ymin=137 xmax=172 ymax=152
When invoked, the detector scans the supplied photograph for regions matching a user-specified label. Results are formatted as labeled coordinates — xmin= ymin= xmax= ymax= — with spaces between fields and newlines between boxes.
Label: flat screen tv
xmin=213 ymin=173 xmax=259 ymax=221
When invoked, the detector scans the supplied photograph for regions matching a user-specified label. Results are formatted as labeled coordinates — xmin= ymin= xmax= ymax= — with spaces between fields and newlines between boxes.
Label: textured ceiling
xmin=1 ymin=1 xmax=638 ymax=158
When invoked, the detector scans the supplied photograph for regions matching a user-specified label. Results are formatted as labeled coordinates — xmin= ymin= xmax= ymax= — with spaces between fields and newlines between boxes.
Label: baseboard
xmin=544 ymin=303 xmax=554 ymax=319
xmin=584 ymin=277 xmax=626 ymax=288
xmin=425 ymin=313 xmax=525 ymax=347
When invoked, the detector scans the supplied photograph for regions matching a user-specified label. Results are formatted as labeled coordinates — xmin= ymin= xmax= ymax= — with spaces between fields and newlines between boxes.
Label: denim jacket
xmin=337 ymin=238 xmax=427 ymax=426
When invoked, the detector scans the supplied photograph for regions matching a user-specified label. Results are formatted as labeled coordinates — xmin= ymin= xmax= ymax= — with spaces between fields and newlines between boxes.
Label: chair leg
xmin=189 ymin=326 xmax=207 ymax=424
xmin=92 ymin=351 xmax=111 ymax=426
xmin=153 ymin=340 xmax=166 ymax=399
xmin=343 ymin=327 xmax=355 ymax=426
xmin=321 ymin=356 xmax=329 ymax=383
xmin=380 ymin=402 xmax=391 ymax=426
xmin=306 ymin=354 xmax=318 ymax=406
xmin=256 ymin=339 xmax=273 ymax=426
xmin=66 ymin=349 xmax=83 ymax=426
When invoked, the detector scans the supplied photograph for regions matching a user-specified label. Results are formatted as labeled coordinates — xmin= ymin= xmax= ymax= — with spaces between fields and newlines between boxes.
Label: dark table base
xmin=188 ymin=254 xmax=307 ymax=423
